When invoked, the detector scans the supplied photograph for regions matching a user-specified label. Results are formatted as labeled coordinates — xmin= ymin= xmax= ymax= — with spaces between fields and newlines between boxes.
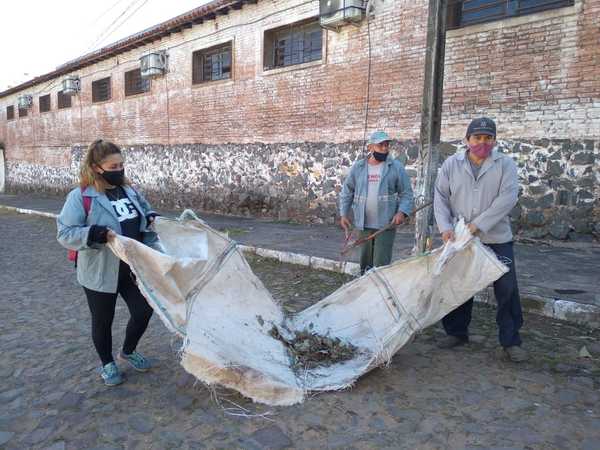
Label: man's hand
xmin=392 ymin=212 xmax=406 ymax=226
xmin=442 ymin=230 xmax=455 ymax=243
xmin=467 ymin=223 xmax=479 ymax=235
xmin=107 ymin=230 xmax=117 ymax=242
xmin=340 ymin=216 xmax=352 ymax=238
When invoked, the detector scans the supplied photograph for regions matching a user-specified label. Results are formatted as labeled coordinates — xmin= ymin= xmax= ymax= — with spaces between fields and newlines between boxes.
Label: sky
xmin=0 ymin=0 xmax=212 ymax=91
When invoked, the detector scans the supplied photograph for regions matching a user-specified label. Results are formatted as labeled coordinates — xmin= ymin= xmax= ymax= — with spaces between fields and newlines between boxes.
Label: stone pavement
xmin=1 ymin=193 xmax=599 ymax=323
xmin=1 ymin=210 xmax=600 ymax=449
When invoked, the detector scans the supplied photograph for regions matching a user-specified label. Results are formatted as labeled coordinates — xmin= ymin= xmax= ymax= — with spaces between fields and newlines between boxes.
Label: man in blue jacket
xmin=340 ymin=131 xmax=414 ymax=274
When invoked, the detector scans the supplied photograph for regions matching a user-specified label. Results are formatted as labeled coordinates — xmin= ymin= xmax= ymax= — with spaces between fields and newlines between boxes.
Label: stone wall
xmin=5 ymin=138 xmax=598 ymax=240
xmin=497 ymin=139 xmax=599 ymax=239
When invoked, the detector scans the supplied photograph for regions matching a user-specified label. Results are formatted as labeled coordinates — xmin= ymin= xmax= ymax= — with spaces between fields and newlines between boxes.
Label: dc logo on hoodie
xmin=111 ymin=198 xmax=138 ymax=222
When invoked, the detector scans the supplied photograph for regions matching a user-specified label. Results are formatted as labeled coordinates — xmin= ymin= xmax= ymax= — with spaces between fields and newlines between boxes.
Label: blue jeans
xmin=442 ymin=241 xmax=523 ymax=348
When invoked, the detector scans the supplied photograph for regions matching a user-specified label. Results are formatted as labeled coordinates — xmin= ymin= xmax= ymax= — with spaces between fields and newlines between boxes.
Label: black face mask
xmin=372 ymin=151 xmax=388 ymax=162
xmin=100 ymin=169 xmax=125 ymax=186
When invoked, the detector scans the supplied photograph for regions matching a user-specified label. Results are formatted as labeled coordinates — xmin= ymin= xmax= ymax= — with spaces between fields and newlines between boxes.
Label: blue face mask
xmin=372 ymin=151 xmax=388 ymax=162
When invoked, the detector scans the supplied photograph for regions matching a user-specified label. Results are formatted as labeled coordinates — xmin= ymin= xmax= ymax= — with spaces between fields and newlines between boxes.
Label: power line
xmin=87 ymin=0 xmax=131 ymax=27
xmin=94 ymin=0 xmax=152 ymax=51
xmin=85 ymin=0 xmax=144 ymax=54
xmin=15 ymin=0 xmax=318 ymax=98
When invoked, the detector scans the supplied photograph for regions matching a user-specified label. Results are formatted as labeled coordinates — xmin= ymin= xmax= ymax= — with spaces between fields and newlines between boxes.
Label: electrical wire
xmin=164 ymin=71 xmax=170 ymax=146
xmin=93 ymin=0 xmax=153 ymax=51
xmin=85 ymin=0 xmax=146 ymax=54
xmin=18 ymin=0 xmax=318 ymax=99
xmin=362 ymin=2 xmax=373 ymax=155
xmin=87 ymin=0 xmax=131 ymax=27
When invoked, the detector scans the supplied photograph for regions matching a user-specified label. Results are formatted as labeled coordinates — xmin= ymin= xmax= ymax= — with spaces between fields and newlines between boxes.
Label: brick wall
xmin=0 ymin=0 xmax=428 ymax=163
xmin=0 ymin=0 xmax=598 ymax=238
xmin=442 ymin=0 xmax=600 ymax=140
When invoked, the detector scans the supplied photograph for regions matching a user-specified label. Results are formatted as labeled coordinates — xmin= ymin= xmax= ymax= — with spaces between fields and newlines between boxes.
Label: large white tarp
xmin=108 ymin=211 xmax=508 ymax=405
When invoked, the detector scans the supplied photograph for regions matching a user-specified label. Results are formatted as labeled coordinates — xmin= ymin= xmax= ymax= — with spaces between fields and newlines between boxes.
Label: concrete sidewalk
xmin=1 ymin=192 xmax=599 ymax=327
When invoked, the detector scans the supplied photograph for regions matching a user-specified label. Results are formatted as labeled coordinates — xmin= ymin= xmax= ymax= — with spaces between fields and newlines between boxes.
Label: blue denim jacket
xmin=339 ymin=158 xmax=414 ymax=230
xmin=57 ymin=185 xmax=160 ymax=293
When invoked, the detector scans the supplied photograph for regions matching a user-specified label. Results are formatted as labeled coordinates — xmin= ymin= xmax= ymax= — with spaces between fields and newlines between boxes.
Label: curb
xmin=2 ymin=203 xmax=599 ymax=329
xmin=476 ymin=290 xmax=600 ymax=329
xmin=238 ymin=245 xmax=360 ymax=276
xmin=0 ymin=204 xmax=59 ymax=219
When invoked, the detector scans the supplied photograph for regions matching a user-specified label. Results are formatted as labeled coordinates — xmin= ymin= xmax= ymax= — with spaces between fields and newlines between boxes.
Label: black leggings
xmin=83 ymin=261 xmax=153 ymax=365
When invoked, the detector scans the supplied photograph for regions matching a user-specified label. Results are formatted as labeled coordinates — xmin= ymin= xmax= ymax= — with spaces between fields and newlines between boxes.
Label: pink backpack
xmin=67 ymin=191 xmax=92 ymax=264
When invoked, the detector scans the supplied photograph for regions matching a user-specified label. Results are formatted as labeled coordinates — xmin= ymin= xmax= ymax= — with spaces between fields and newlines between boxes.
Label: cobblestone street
xmin=1 ymin=210 xmax=599 ymax=450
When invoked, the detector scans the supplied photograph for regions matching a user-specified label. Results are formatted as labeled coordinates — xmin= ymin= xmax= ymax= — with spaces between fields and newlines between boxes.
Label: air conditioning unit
xmin=320 ymin=0 xmax=365 ymax=30
xmin=62 ymin=76 xmax=81 ymax=95
xmin=140 ymin=51 xmax=168 ymax=79
xmin=17 ymin=95 xmax=32 ymax=109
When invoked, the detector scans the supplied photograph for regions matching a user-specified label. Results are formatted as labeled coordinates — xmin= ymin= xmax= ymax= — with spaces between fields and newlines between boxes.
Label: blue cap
xmin=367 ymin=131 xmax=392 ymax=145
xmin=466 ymin=117 xmax=496 ymax=138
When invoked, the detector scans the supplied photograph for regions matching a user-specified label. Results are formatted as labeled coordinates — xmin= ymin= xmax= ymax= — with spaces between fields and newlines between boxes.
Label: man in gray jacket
xmin=340 ymin=131 xmax=414 ymax=274
xmin=434 ymin=118 xmax=527 ymax=362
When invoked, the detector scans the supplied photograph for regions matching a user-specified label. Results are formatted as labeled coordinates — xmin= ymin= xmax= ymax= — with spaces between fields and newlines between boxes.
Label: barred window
xmin=18 ymin=107 xmax=27 ymax=118
xmin=39 ymin=94 xmax=51 ymax=113
xmin=124 ymin=69 xmax=151 ymax=96
xmin=192 ymin=42 xmax=232 ymax=84
xmin=6 ymin=105 xmax=14 ymax=120
xmin=447 ymin=0 xmax=575 ymax=29
xmin=57 ymin=90 xmax=72 ymax=109
xmin=264 ymin=19 xmax=322 ymax=70
xmin=92 ymin=77 xmax=111 ymax=103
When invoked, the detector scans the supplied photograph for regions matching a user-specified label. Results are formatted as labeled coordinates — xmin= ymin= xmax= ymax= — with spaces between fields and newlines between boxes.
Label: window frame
xmin=6 ymin=105 xmax=14 ymax=121
xmin=18 ymin=107 xmax=27 ymax=118
xmin=192 ymin=42 xmax=233 ymax=85
xmin=57 ymin=90 xmax=72 ymax=109
xmin=263 ymin=18 xmax=323 ymax=71
xmin=39 ymin=94 xmax=51 ymax=113
xmin=92 ymin=77 xmax=112 ymax=103
xmin=124 ymin=68 xmax=151 ymax=96
xmin=447 ymin=0 xmax=575 ymax=29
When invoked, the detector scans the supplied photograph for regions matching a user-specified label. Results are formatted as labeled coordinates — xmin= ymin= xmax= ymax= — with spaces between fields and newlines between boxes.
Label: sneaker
xmin=437 ymin=335 xmax=468 ymax=349
xmin=100 ymin=362 xmax=124 ymax=386
xmin=117 ymin=351 xmax=151 ymax=372
xmin=504 ymin=345 xmax=529 ymax=362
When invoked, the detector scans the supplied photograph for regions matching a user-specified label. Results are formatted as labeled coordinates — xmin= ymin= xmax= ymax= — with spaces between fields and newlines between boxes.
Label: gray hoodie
xmin=434 ymin=149 xmax=518 ymax=244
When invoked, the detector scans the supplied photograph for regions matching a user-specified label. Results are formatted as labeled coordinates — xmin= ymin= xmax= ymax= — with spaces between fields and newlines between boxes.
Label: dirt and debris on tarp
xmin=109 ymin=212 xmax=508 ymax=406
xmin=269 ymin=326 xmax=359 ymax=372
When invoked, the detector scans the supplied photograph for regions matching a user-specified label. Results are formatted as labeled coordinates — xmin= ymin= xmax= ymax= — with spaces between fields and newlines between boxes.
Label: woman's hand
xmin=106 ymin=230 xmax=117 ymax=242
xmin=88 ymin=225 xmax=110 ymax=244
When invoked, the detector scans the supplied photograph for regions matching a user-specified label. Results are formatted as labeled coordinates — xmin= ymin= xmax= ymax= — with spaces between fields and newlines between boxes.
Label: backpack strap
xmin=68 ymin=189 xmax=93 ymax=265
xmin=80 ymin=187 xmax=92 ymax=217
xmin=82 ymin=195 xmax=92 ymax=216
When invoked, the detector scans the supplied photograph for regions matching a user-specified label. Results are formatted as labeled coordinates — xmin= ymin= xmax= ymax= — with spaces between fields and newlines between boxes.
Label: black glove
xmin=87 ymin=225 xmax=110 ymax=245
xmin=146 ymin=213 xmax=160 ymax=224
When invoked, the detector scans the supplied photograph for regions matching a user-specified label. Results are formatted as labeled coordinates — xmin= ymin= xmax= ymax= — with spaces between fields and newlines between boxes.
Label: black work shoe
xmin=437 ymin=335 xmax=468 ymax=349
xmin=504 ymin=345 xmax=529 ymax=362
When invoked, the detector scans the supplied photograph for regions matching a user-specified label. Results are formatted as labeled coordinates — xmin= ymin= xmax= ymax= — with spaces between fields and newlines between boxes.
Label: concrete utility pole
xmin=415 ymin=0 xmax=448 ymax=254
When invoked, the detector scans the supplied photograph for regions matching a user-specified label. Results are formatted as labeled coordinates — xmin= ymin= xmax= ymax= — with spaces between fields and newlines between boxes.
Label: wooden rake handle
xmin=341 ymin=201 xmax=433 ymax=256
